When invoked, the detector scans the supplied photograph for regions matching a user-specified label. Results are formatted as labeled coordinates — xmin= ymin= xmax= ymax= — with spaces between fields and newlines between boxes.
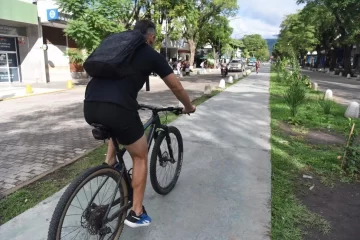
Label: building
xmin=160 ymin=37 xmax=191 ymax=62
xmin=0 ymin=0 xmax=40 ymax=83
xmin=0 ymin=0 xmax=76 ymax=84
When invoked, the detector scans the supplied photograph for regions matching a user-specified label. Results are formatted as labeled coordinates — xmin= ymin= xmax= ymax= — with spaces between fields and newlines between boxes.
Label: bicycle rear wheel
xmin=150 ymin=126 xmax=184 ymax=195
xmin=47 ymin=165 xmax=128 ymax=240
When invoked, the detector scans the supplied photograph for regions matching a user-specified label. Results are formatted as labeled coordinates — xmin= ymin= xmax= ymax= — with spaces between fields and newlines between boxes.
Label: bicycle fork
xmin=158 ymin=126 xmax=176 ymax=163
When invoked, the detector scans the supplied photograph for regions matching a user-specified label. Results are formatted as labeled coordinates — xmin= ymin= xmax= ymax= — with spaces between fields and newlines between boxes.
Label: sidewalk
xmin=0 ymin=68 xmax=271 ymax=239
xmin=302 ymin=69 xmax=360 ymax=105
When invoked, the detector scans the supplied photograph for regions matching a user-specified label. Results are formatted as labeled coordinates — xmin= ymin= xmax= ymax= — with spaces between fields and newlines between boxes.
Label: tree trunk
xmin=315 ymin=46 xmax=321 ymax=69
xmin=343 ymin=44 xmax=353 ymax=76
xmin=355 ymin=44 xmax=360 ymax=74
xmin=330 ymin=48 xmax=336 ymax=71
xmin=213 ymin=47 xmax=217 ymax=69
xmin=188 ymin=39 xmax=196 ymax=68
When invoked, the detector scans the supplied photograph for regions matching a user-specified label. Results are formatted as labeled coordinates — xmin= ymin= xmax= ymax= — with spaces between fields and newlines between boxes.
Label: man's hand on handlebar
xmin=183 ymin=105 xmax=196 ymax=115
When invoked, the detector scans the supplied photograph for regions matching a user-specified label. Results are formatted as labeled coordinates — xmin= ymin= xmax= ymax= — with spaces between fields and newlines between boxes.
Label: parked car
xmin=228 ymin=59 xmax=244 ymax=72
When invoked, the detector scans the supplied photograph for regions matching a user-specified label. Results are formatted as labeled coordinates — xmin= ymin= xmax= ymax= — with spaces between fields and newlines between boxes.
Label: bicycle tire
xmin=47 ymin=165 xmax=128 ymax=240
xmin=150 ymin=126 xmax=184 ymax=195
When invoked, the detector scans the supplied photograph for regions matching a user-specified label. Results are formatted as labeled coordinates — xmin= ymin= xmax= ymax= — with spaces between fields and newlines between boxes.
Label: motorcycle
xmin=221 ymin=65 xmax=228 ymax=77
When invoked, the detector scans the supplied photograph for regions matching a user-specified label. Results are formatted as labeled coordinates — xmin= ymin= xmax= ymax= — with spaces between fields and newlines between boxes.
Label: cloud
xmin=230 ymin=0 xmax=305 ymax=39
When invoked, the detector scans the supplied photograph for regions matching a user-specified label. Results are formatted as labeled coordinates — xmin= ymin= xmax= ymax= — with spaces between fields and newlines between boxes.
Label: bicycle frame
xmin=101 ymin=109 xmax=175 ymax=224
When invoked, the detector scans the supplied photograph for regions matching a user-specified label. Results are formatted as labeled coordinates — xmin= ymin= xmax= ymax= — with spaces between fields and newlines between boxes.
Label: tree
xmin=297 ymin=0 xmax=360 ymax=75
xmin=299 ymin=3 xmax=336 ymax=69
xmin=137 ymin=0 xmax=185 ymax=50
xmin=228 ymin=38 xmax=245 ymax=58
xmin=58 ymin=0 xmax=134 ymax=53
xmin=242 ymin=34 xmax=270 ymax=61
xmin=59 ymin=0 xmax=185 ymax=53
xmin=176 ymin=0 xmax=238 ymax=66
xmin=198 ymin=15 xmax=233 ymax=67
xmin=275 ymin=13 xmax=318 ymax=64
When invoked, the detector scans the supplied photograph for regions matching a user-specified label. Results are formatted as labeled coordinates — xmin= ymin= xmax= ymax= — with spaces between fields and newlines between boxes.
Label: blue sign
xmin=47 ymin=9 xmax=59 ymax=21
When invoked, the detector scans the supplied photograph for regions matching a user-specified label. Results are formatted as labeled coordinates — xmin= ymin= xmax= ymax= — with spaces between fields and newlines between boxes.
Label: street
xmin=302 ymin=69 xmax=360 ymax=105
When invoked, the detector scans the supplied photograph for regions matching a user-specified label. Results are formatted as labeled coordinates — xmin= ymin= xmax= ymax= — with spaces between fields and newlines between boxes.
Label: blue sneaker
xmin=124 ymin=207 xmax=152 ymax=228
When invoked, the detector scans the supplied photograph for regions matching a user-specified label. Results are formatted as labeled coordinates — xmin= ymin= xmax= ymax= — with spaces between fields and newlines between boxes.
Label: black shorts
xmin=84 ymin=102 xmax=144 ymax=145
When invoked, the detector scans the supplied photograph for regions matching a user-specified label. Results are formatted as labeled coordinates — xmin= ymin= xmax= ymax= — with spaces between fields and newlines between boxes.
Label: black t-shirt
xmin=84 ymin=44 xmax=173 ymax=111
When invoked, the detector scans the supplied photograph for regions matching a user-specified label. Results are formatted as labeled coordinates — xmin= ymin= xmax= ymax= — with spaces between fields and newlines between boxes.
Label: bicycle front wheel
xmin=150 ymin=126 xmax=184 ymax=195
xmin=47 ymin=165 xmax=128 ymax=240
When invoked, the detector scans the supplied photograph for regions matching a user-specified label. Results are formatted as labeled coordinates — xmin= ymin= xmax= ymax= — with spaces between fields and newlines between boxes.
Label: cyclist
xmin=83 ymin=20 xmax=196 ymax=228
xmin=256 ymin=60 xmax=260 ymax=74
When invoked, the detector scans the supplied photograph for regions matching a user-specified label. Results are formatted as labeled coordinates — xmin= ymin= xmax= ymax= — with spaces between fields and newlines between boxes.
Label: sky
xmin=229 ymin=0 xmax=305 ymax=39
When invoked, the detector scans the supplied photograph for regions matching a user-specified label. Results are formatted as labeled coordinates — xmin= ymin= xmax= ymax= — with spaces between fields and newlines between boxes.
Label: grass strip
xmin=270 ymin=70 xmax=360 ymax=239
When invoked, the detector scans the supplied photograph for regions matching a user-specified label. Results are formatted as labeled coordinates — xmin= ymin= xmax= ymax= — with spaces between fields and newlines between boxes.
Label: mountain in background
xmin=265 ymin=39 xmax=277 ymax=56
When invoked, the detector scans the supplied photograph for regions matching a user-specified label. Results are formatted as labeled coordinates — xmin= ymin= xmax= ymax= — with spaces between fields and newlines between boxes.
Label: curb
xmin=0 ymin=89 xmax=69 ymax=102
xmin=0 ymin=86 xmax=86 ymax=102
xmin=0 ymin=143 xmax=104 ymax=199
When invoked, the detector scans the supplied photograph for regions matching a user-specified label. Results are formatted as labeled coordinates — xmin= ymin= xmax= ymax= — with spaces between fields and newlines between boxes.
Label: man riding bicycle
xmin=83 ymin=20 xmax=196 ymax=228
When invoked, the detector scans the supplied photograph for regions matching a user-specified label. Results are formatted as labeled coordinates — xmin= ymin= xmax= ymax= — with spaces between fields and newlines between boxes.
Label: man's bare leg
xmin=124 ymin=135 xmax=148 ymax=215
xmin=105 ymin=139 xmax=116 ymax=166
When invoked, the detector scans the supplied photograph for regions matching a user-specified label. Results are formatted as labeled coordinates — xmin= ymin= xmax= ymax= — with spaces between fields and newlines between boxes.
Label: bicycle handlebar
xmin=138 ymin=104 xmax=183 ymax=115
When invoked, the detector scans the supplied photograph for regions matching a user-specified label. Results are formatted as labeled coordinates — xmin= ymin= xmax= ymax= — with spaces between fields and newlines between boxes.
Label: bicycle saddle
xmin=91 ymin=123 xmax=110 ymax=140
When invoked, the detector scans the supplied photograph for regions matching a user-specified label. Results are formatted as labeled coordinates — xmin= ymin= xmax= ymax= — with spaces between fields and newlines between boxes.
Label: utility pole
xmin=165 ymin=14 xmax=168 ymax=61
xmin=218 ymin=37 xmax=221 ymax=64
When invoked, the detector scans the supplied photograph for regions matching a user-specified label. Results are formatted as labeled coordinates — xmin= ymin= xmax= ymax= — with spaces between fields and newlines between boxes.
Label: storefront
xmin=0 ymin=0 xmax=40 ymax=83
xmin=160 ymin=38 xmax=190 ymax=61
xmin=0 ymin=35 xmax=20 ymax=82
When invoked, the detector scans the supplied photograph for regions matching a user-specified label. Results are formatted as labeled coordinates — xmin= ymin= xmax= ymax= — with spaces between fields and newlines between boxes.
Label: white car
xmin=228 ymin=59 xmax=244 ymax=72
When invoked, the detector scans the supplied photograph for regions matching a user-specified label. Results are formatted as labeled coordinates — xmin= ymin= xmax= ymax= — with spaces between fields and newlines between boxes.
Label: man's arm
xmin=151 ymin=51 xmax=195 ymax=113
xmin=162 ymin=73 xmax=195 ymax=113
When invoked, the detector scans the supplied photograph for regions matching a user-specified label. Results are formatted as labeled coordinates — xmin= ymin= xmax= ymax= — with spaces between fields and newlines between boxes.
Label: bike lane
xmin=0 ymin=68 xmax=271 ymax=240
xmin=121 ymin=67 xmax=272 ymax=240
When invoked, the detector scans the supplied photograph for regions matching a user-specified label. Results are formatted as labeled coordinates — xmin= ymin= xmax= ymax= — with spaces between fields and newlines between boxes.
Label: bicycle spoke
xmin=156 ymin=132 xmax=180 ymax=188
xmin=160 ymin=164 xmax=168 ymax=187
xmin=103 ymin=190 xmax=120 ymax=206
xmin=70 ymin=204 xmax=83 ymax=211
xmin=164 ymin=165 xmax=170 ymax=186
xmin=70 ymin=228 xmax=82 ymax=240
xmin=167 ymin=163 xmax=174 ymax=184
xmin=61 ymin=226 xmax=81 ymax=239
xmin=168 ymin=164 xmax=174 ymax=184
xmin=62 ymin=225 xmax=80 ymax=229
xmin=102 ymin=178 xmax=115 ymax=205
xmin=85 ymin=230 xmax=90 ymax=240
xmin=99 ymin=178 xmax=108 ymax=205
xmin=82 ymin=187 xmax=89 ymax=203
xmin=76 ymin=196 xmax=84 ymax=210
xmin=99 ymin=176 xmax=110 ymax=205
xmin=90 ymin=180 xmax=93 ymax=201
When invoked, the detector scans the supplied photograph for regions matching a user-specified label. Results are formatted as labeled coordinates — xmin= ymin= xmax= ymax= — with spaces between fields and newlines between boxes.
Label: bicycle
xmin=48 ymin=104 xmax=185 ymax=240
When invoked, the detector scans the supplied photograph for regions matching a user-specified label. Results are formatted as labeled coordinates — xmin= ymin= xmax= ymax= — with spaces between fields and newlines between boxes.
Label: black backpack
xmin=84 ymin=30 xmax=146 ymax=80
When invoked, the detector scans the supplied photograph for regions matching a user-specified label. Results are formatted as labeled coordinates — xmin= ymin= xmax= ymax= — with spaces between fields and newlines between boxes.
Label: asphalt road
xmin=302 ymin=69 xmax=360 ymax=105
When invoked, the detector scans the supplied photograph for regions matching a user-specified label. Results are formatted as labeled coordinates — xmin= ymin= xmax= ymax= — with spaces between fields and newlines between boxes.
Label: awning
xmin=178 ymin=49 xmax=190 ymax=53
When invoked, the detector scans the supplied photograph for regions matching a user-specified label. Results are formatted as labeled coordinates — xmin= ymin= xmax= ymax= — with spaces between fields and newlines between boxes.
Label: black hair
xmin=134 ymin=19 xmax=156 ymax=35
